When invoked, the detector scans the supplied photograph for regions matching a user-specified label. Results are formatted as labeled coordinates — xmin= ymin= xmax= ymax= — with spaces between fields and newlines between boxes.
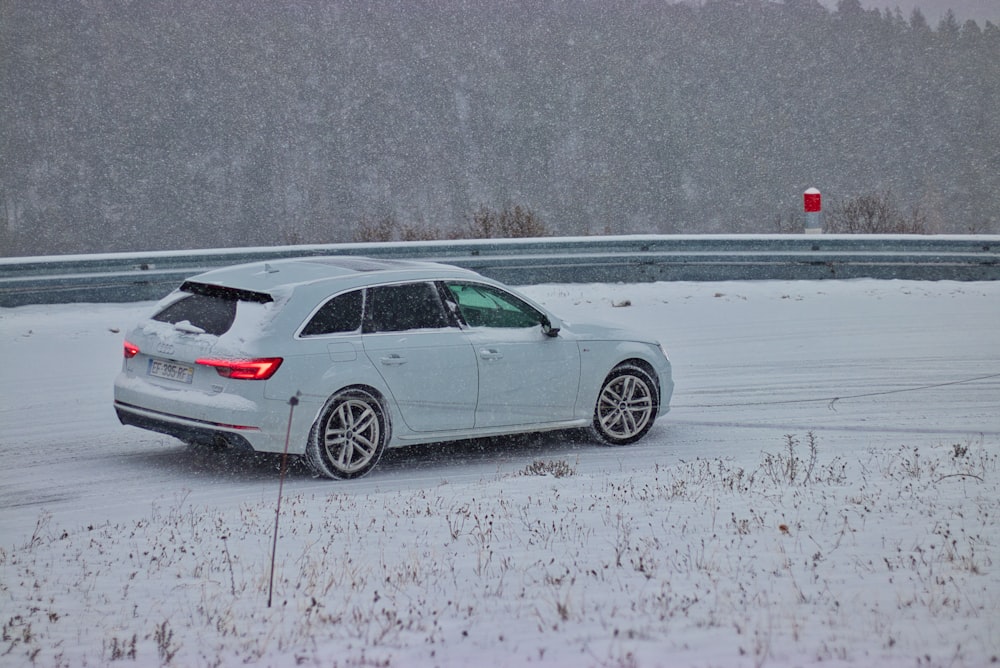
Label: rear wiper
xmin=173 ymin=320 xmax=206 ymax=335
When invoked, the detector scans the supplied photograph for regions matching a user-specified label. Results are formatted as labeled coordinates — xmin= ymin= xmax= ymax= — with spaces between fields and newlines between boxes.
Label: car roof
xmin=184 ymin=256 xmax=484 ymax=297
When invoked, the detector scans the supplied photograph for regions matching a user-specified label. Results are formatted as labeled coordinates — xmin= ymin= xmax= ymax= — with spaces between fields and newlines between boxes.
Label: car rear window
xmin=152 ymin=282 xmax=273 ymax=336
xmin=301 ymin=289 xmax=363 ymax=336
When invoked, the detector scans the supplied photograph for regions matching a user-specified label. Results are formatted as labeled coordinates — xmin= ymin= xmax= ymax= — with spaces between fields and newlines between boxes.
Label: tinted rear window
xmin=152 ymin=282 xmax=274 ymax=336
xmin=153 ymin=293 xmax=237 ymax=336
xmin=301 ymin=290 xmax=363 ymax=336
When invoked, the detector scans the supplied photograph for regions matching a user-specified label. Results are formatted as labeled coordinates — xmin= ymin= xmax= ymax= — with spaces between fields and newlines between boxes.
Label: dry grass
xmin=2 ymin=436 xmax=996 ymax=666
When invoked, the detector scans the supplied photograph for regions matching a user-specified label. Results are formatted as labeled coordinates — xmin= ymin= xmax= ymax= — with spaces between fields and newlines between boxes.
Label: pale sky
xmin=824 ymin=0 xmax=1000 ymax=24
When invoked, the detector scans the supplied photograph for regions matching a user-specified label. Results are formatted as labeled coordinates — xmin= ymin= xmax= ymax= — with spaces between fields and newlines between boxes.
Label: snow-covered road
xmin=1 ymin=279 xmax=998 ymax=666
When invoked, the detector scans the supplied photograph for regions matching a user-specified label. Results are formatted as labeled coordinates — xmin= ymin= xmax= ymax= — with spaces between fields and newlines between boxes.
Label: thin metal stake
xmin=268 ymin=393 xmax=299 ymax=608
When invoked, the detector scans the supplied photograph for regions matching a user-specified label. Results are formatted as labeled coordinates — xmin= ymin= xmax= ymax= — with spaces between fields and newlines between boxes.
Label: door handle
xmin=380 ymin=354 xmax=407 ymax=366
xmin=479 ymin=348 xmax=503 ymax=361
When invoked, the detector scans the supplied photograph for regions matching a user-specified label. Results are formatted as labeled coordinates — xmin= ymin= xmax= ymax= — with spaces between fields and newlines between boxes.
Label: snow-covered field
xmin=1 ymin=279 xmax=998 ymax=667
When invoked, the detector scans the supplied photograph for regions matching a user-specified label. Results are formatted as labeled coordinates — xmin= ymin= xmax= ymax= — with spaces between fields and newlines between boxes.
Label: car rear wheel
xmin=306 ymin=388 xmax=387 ymax=479
xmin=592 ymin=363 xmax=658 ymax=445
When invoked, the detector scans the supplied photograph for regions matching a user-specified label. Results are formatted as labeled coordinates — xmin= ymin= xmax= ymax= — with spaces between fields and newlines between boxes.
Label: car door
xmin=442 ymin=281 xmax=581 ymax=428
xmin=361 ymin=281 xmax=478 ymax=432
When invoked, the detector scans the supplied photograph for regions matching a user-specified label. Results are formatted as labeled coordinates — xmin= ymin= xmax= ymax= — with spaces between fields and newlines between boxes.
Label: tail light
xmin=196 ymin=357 xmax=283 ymax=380
xmin=123 ymin=341 xmax=140 ymax=358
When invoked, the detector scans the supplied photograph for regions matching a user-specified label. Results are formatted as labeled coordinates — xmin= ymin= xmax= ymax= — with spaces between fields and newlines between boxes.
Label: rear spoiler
xmin=178 ymin=281 xmax=274 ymax=304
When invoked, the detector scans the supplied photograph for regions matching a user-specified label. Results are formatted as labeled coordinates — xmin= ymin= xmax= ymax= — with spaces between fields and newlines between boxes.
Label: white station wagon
xmin=114 ymin=257 xmax=673 ymax=479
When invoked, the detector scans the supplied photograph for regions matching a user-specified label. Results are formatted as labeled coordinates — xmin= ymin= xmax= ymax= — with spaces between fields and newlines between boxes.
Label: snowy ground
xmin=1 ymin=279 xmax=998 ymax=667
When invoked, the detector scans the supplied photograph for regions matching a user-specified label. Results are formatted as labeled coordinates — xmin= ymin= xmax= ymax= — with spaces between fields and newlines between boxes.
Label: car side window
xmin=301 ymin=289 xmax=363 ymax=336
xmin=444 ymin=282 xmax=543 ymax=328
xmin=364 ymin=282 xmax=452 ymax=333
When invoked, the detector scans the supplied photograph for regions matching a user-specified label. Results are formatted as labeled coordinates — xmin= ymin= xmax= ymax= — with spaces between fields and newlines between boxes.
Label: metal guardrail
xmin=1 ymin=235 xmax=998 ymax=307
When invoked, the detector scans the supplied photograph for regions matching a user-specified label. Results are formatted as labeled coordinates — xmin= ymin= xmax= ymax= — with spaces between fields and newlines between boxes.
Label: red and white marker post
xmin=804 ymin=187 xmax=822 ymax=233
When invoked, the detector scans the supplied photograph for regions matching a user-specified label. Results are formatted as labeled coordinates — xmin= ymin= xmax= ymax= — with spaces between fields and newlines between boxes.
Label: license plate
xmin=148 ymin=358 xmax=194 ymax=384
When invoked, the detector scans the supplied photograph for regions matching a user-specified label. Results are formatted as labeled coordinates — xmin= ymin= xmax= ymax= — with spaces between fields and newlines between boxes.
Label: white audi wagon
xmin=114 ymin=257 xmax=673 ymax=479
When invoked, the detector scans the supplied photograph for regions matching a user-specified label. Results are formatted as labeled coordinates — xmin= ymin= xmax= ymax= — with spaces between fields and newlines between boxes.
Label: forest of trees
xmin=1 ymin=0 xmax=998 ymax=256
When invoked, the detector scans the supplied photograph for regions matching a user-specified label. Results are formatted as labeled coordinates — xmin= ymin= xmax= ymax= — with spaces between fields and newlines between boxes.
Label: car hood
xmin=563 ymin=320 xmax=658 ymax=345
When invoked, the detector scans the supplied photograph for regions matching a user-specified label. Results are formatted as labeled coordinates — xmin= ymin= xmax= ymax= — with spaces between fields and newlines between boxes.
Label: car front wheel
xmin=592 ymin=363 xmax=659 ymax=445
xmin=306 ymin=388 xmax=387 ymax=479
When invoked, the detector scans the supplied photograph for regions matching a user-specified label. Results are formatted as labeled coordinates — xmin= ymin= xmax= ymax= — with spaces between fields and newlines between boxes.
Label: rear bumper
xmin=115 ymin=401 xmax=257 ymax=451
xmin=113 ymin=370 xmax=322 ymax=454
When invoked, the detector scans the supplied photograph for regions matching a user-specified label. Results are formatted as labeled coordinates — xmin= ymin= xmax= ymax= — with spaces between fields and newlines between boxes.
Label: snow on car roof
xmin=184 ymin=255 xmax=478 ymax=295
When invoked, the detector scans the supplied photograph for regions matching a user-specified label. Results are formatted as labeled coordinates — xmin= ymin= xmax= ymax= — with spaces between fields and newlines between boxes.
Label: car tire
xmin=306 ymin=388 xmax=388 ymax=479
xmin=591 ymin=363 xmax=659 ymax=446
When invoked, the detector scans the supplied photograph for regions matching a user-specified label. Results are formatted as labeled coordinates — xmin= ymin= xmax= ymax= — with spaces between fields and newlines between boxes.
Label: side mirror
xmin=540 ymin=315 xmax=560 ymax=338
